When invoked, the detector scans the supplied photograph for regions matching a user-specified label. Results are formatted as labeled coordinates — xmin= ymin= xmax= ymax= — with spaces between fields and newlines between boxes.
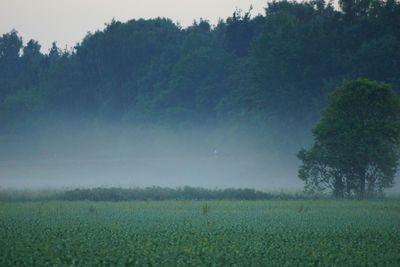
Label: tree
xmin=48 ymin=42 xmax=61 ymax=61
xmin=0 ymin=88 xmax=43 ymax=132
xmin=0 ymin=30 xmax=23 ymax=98
xmin=297 ymin=79 xmax=400 ymax=198
xmin=21 ymin=39 xmax=44 ymax=88
xmin=0 ymin=30 xmax=22 ymax=78
xmin=223 ymin=7 xmax=265 ymax=57
xmin=249 ymin=0 xmax=341 ymax=142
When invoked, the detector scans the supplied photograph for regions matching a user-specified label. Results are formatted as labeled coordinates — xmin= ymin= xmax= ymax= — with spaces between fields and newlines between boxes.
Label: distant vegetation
xmin=1 ymin=0 xmax=399 ymax=140
xmin=0 ymin=187 xmax=324 ymax=202
xmin=60 ymin=187 xmax=275 ymax=201
xmin=1 ymin=0 xmax=400 ymax=195
xmin=2 ymin=186 xmax=399 ymax=202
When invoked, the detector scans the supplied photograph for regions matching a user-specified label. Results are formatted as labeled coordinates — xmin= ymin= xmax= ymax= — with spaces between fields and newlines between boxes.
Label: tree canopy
xmin=298 ymin=79 xmax=400 ymax=197
xmin=0 ymin=0 xmax=399 ymax=166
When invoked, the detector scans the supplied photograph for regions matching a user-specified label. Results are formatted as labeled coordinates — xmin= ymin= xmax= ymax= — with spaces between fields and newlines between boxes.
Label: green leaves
xmin=1 ymin=200 xmax=399 ymax=266
xmin=299 ymin=79 xmax=400 ymax=197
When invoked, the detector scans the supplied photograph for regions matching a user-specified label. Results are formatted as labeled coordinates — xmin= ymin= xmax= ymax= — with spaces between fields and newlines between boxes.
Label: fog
xmin=2 ymin=121 xmax=400 ymax=194
xmin=0 ymin=122 xmax=304 ymax=191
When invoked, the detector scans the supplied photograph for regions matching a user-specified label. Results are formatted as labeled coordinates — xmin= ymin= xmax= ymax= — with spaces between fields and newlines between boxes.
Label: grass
xmin=0 ymin=186 xmax=341 ymax=202
xmin=202 ymin=202 xmax=211 ymax=215
xmin=0 ymin=200 xmax=399 ymax=266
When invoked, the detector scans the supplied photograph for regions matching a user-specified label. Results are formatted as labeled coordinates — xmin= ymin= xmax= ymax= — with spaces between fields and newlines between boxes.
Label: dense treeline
xmin=1 ymin=0 xmax=400 ymax=152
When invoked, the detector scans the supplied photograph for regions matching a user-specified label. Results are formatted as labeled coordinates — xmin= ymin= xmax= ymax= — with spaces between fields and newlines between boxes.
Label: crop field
xmin=1 ymin=200 xmax=400 ymax=266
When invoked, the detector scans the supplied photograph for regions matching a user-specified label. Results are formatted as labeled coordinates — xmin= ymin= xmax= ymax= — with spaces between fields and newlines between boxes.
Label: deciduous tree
xmin=298 ymin=79 xmax=400 ymax=197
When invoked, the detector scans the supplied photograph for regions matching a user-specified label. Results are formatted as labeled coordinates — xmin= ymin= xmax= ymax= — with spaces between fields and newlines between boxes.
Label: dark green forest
xmin=1 ymin=0 xmax=400 ymax=159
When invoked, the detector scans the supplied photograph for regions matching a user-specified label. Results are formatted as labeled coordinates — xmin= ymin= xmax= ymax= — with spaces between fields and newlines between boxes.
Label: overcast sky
xmin=0 ymin=0 xmax=267 ymax=53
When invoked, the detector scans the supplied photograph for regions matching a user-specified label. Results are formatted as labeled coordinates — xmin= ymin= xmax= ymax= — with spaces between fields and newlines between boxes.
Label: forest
xmin=1 ymin=2 xmax=400 ymax=265
xmin=0 ymin=0 xmax=399 ymax=161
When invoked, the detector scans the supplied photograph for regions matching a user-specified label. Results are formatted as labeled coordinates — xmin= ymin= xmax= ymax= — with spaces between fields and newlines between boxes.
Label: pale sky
xmin=0 ymin=0 xmax=268 ymax=53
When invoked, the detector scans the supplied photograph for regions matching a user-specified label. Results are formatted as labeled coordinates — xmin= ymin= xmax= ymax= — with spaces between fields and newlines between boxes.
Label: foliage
xmin=0 ymin=187 xmax=333 ymax=202
xmin=298 ymin=79 xmax=400 ymax=197
xmin=0 ymin=0 xmax=399 ymax=144
xmin=0 ymin=88 xmax=42 ymax=132
xmin=202 ymin=202 xmax=211 ymax=215
xmin=0 ymin=200 xmax=399 ymax=266
xmin=1 ymin=0 xmax=400 ymax=194
xmin=250 ymin=0 xmax=339 ymax=126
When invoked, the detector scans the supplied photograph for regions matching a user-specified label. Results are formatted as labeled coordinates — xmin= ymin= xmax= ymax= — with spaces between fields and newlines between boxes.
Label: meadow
xmin=1 ymin=200 xmax=399 ymax=266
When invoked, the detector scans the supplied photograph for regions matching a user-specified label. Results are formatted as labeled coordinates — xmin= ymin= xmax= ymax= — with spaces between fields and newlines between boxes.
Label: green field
xmin=1 ymin=200 xmax=400 ymax=266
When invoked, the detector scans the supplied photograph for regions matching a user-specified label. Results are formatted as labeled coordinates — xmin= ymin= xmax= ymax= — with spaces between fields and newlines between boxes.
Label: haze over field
xmin=1 ymin=124 xmax=399 ymax=192
xmin=2 ymin=3 xmax=400 ymax=267
xmin=0 ymin=125 xmax=302 ymax=190
xmin=1 ymin=0 xmax=400 ymax=195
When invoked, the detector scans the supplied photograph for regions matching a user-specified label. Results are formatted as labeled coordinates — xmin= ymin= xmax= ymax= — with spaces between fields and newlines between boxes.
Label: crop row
xmin=0 ymin=200 xmax=399 ymax=266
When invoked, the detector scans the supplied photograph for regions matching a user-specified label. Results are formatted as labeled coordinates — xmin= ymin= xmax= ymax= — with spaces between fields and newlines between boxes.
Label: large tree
xmin=0 ymin=30 xmax=23 ymax=98
xmin=297 ymin=79 xmax=400 ymax=197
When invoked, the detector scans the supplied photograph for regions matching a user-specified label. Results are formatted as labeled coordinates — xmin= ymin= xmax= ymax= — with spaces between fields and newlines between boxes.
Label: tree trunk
xmin=346 ymin=179 xmax=351 ymax=197
xmin=333 ymin=176 xmax=344 ymax=198
xmin=359 ymin=173 xmax=366 ymax=199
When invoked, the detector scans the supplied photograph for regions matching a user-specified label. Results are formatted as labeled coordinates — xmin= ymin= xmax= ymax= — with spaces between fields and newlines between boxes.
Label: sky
xmin=0 ymin=0 xmax=267 ymax=53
